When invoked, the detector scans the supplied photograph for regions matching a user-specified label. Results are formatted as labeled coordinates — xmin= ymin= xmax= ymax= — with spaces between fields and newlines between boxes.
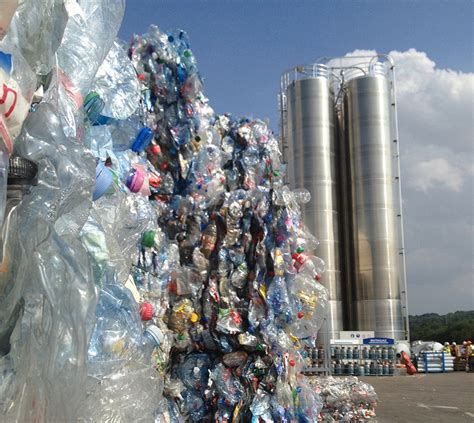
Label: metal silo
xmin=344 ymin=68 xmax=405 ymax=339
xmin=282 ymin=65 xmax=344 ymax=340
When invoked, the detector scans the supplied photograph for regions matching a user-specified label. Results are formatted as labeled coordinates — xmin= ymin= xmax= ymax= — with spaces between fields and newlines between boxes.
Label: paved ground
xmin=360 ymin=372 xmax=474 ymax=422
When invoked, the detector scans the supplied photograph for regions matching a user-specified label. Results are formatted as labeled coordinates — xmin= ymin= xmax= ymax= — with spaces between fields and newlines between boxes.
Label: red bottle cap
xmin=289 ymin=359 xmax=296 ymax=367
xmin=148 ymin=144 xmax=161 ymax=155
xmin=140 ymin=302 xmax=153 ymax=321
xmin=297 ymin=312 xmax=304 ymax=319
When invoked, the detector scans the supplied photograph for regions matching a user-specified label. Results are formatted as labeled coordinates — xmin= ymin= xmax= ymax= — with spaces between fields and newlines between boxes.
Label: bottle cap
xmin=126 ymin=167 xmax=146 ymax=193
xmin=297 ymin=312 xmax=304 ymax=319
xmin=148 ymin=144 xmax=161 ymax=155
xmin=145 ymin=324 xmax=163 ymax=347
xmin=131 ymin=127 xmax=154 ymax=153
xmin=83 ymin=92 xmax=105 ymax=124
xmin=190 ymin=312 xmax=199 ymax=323
xmin=141 ymin=230 xmax=156 ymax=248
xmin=140 ymin=302 xmax=153 ymax=321
xmin=93 ymin=161 xmax=113 ymax=201
xmin=8 ymin=156 xmax=38 ymax=184
xmin=296 ymin=246 xmax=304 ymax=254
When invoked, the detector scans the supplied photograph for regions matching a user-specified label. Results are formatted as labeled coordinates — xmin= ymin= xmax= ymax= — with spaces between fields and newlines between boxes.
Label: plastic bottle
xmin=290 ymin=188 xmax=311 ymax=204
xmin=382 ymin=347 xmax=388 ymax=360
xmin=335 ymin=346 xmax=341 ymax=360
xmin=291 ymin=248 xmax=325 ymax=281
xmin=382 ymin=363 xmax=389 ymax=375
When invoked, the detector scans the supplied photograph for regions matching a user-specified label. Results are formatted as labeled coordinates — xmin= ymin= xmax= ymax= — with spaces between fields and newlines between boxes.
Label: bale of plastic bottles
xmin=308 ymin=376 xmax=377 ymax=421
xmin=0 ymin=1 xmax=376 ymax=421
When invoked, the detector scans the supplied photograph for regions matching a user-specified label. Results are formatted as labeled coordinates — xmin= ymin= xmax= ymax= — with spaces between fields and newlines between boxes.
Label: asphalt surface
xmin=360 ymin=372 xmax=474 ymax=422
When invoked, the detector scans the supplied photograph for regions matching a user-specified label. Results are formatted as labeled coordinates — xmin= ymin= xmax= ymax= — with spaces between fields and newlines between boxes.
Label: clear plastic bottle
xmin=292 ymin=248 xmax=325 ymax=281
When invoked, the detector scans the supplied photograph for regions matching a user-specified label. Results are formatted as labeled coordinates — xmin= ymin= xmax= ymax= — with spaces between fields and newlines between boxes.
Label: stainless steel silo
xmin=285 ymin=72 xmax=343 ymax=340
xmin=344 ymin=73 xmax=404 ymax=339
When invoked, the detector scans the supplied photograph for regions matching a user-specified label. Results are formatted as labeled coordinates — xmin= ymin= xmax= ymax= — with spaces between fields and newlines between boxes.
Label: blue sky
xmin=120 ymin=0 xmax=472 ymax=127
xmin=119 ymin=1 xmax=474 ymax=316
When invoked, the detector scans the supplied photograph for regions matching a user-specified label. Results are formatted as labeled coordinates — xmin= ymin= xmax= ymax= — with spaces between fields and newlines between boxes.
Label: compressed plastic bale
xmin=0 ymin=101 xmax=97 ymax=422
xmin=91 ymin=41 xmax=141 ymax=120
xmin=56 ymin=0 xmax=125 ymax=99
xmin=127 ymin=24 xmax=331 ymax=420
xmin=0 ymin=1 xmax=144 ymax=421
xmin=5 ymin=0 xmax=68 ymax=76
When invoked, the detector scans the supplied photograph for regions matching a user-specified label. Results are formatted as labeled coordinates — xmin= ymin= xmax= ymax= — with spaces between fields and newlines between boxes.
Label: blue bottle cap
xmin=84 ymin=92 xmax=105 ymax=124
xmin=93 ymin=161 xmax=113 ymax=201
xmin=131 ymin=127 xmax=154 ymax=153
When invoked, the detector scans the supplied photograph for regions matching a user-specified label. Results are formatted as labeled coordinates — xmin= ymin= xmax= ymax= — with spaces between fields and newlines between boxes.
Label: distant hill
xmin=409 ymin=310 xmax=474 ymax=343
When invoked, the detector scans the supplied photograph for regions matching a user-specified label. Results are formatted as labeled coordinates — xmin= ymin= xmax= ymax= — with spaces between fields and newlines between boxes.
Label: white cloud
xmin=410 ymin=158 xmax=464 ymax=192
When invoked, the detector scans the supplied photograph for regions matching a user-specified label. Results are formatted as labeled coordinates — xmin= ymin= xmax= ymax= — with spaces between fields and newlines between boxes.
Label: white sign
xmin=339 ymin=331 xmax=375 ymax=341
xmin=331 ymin=339 xmax=360 ymax=345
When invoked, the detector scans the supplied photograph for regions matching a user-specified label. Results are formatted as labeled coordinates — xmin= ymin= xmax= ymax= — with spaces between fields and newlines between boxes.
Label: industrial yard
xmin=0 ymin=1 xmax=471 ymax=421
xmin=362 ymin=373 xmax=474 ymax=422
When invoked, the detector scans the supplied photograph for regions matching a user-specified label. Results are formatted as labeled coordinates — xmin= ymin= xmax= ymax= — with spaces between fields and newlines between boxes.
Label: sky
xmin=119 ymin=0 xmax=473 ymax=316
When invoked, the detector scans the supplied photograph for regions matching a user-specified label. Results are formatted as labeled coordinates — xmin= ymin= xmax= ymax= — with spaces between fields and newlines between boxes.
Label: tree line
xmin=409 ymin=310 xmax=474 ymax=343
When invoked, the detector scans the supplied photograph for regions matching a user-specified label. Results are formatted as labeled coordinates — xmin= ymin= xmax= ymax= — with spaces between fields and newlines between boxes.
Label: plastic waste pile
xmin=0 ymin=1 xmax=376 ymax=421
xmin=126 ymin=25 xmax=330 ymax=421
xmin=308 ymin=377 xmax=377 ymax=421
